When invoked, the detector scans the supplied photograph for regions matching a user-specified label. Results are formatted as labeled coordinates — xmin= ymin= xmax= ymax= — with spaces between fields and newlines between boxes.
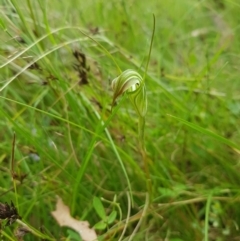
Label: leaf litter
xmin=51 ymin=196 xmax=97 ymax=241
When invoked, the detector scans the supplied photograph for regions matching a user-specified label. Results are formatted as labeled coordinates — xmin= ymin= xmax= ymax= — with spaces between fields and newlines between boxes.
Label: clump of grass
xmin=1 ymin=0 xmax=240 ymax=240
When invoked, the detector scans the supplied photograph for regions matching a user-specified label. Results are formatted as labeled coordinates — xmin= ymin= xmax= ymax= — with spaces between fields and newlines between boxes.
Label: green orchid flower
xmin=111 ymin=69 xmax=147 ymax=118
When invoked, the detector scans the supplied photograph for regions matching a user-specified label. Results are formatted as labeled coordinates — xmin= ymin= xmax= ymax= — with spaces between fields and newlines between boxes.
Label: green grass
xmin=1 ymin=0 xmax=240 ymax=240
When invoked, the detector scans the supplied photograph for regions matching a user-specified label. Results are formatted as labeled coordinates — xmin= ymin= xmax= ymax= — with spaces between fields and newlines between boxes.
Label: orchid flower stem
xmin=139 ymin=116 xmax=152 ymax=200
xmin=139 ymin=15 xmax=155 ymax=201
xmin=138 ymin=116 xmax=145 ymax=150
xmin=111 ymin=15 xmax=155 ymax=203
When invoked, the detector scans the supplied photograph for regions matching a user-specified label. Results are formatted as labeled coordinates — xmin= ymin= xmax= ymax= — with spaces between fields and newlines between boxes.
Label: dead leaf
xmin=51 ymin=196 xmax=97 ymax=241
xmin=14 ymin=226 xmax=30 ymax=241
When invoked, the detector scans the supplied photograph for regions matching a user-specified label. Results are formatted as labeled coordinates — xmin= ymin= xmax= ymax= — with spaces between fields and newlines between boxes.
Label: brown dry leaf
xmin=14 ymin=226 xmax=30 ymax=241
xmin=51 ymin=196 xmax=97 ymax=241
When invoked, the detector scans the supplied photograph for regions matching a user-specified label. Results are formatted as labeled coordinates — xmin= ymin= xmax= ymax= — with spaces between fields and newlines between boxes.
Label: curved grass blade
xmin=168 ymin=114 xmax=240 ymax=151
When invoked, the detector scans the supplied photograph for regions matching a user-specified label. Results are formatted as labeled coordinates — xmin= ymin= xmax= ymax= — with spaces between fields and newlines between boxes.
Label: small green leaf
xmin=113 ymin=194 xmax=117 ymax=203
xmin=94 ymin=220 xmax=107 ymax=230
xmin=93 ymin=196 xmax=106 ymax=220
xmin=107 ymin=210 xmax=117 ymax=224
xmin=66 ymin=229 xmax=82 ymax=241
xmin=158 ymin=187 xmax=175 ymax=197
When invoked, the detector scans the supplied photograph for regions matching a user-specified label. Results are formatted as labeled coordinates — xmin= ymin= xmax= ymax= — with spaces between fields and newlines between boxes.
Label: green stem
xmin=27 ymin=0 xmax=39 ymax=37
xmin=138 ymin=116 xmax=145 ymax=150
xmin=17 ymin=219 xmax=55 ymax=240
xmin=143 ymin=14 xmax=155 ymax=82
xmin=139 ymin=14 xmax=155 ymax=199
xmin=204 ymin=193 xmax=212 ymax=241
xmin=139 ymin=117 xmax=152 ymax=199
